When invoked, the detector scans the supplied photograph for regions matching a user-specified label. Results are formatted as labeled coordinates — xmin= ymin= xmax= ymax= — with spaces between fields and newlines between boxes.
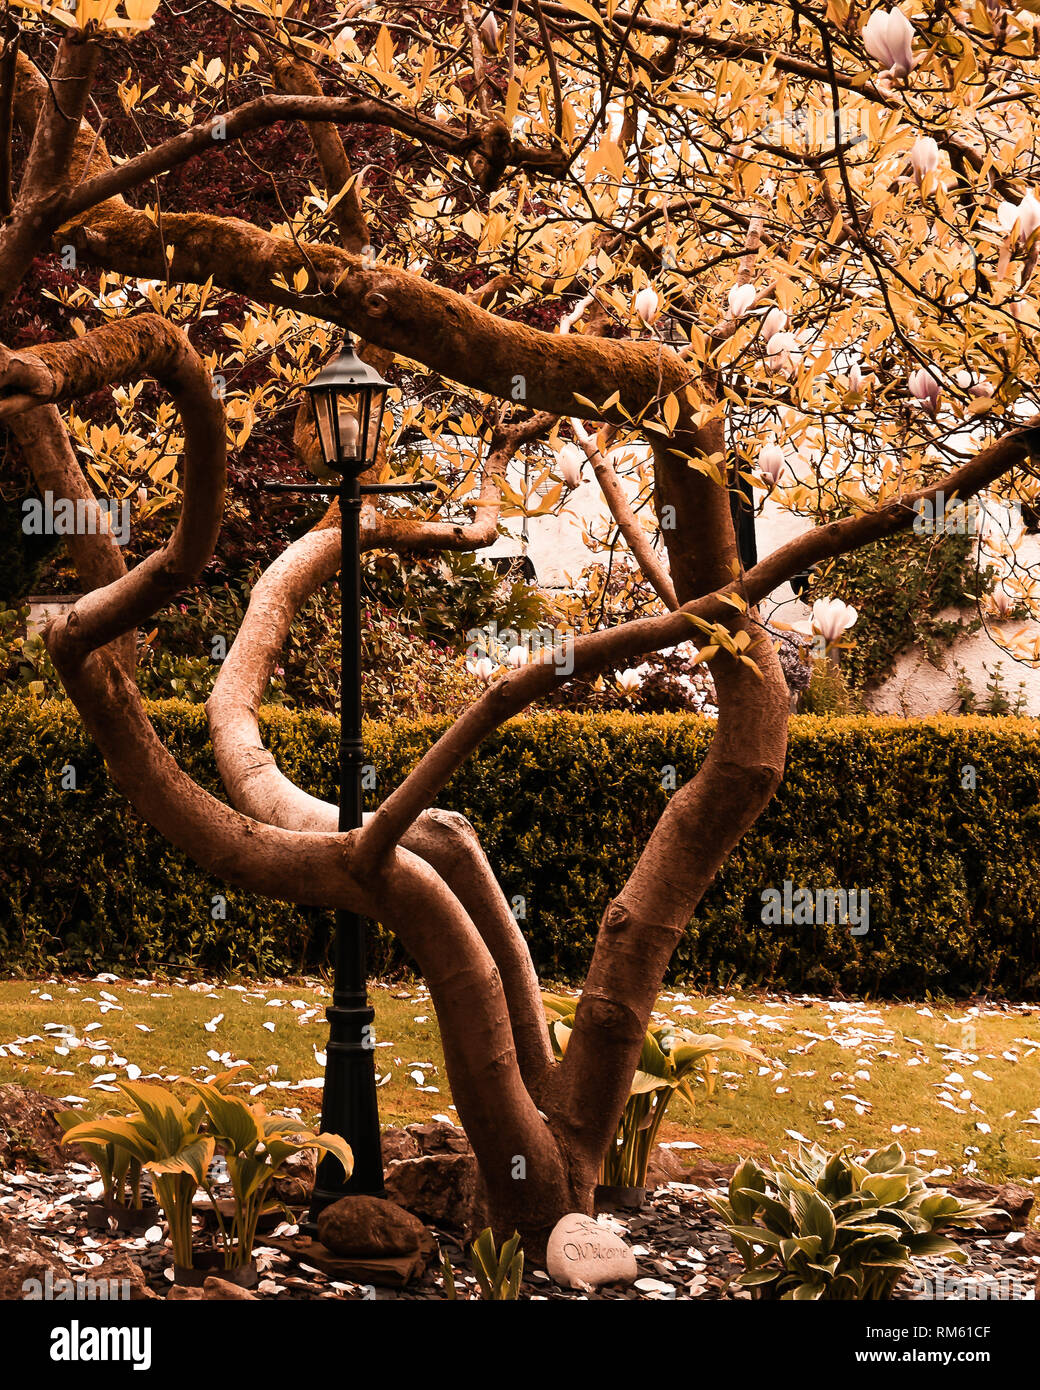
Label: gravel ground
xmin=3 ymin=1163 xmax=1038 ymax=1302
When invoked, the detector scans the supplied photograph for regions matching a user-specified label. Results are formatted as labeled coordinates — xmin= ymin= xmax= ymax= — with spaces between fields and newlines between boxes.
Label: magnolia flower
xmin=761 ymin=306 xmax=787 ymax=340
xmin=908 ymin=367 xmax=941 ymax=415
xmin=766 ymin=330 xmax=802 ymax=374
xmin=727 ymin=283 xmax=757 ymax=318
xmin=989 ymin=588 xmax=1014 ymax=618
xmin=847 ymin=362 xmax=871 ymax=395
xmin=758 ymin=440 xmax=787 ymax=488
xmin=812 ymin=597 xmax=859 ymax=644
xmin=862 ymin=7 xmax=917 ymax=78
xmin=330 ymin=26 xmax=356 ymax=59
xmin=909 ymin=136 xmax=940 ymax=186
xmin=479 ymin=11 xmax=500 ymax=52
xmin=997 ymin=191 xmax=1040 ymax=243
xmin=506 ymin=645 xmax=529 ymax=668
xmin=633 ymin=286 xmax=660 ymax=325
xmin=616 ymin=668 xmax=643 ymax=692
xmin=466 ymin=656 xmax=496 ymax=682
xmin=556 ymin=442 xmax=585 ymax=489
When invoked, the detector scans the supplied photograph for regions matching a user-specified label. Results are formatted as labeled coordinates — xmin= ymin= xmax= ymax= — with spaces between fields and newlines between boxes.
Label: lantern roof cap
xmin=302 ymin=336 xmax=390 ymax=394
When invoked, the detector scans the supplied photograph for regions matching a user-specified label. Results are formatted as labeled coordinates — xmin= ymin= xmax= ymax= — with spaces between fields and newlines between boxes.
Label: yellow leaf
xmin=375 ymin=25 xmax=395 ymax=75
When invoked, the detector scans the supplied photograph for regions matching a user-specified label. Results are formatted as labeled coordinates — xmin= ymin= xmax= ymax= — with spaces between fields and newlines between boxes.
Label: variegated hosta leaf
xmin=721 ymin=1140 xmax=997 ymax=1299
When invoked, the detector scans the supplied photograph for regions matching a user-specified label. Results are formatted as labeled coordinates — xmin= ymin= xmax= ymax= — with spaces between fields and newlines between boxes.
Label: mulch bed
xmin=2 ymin=1161 xmax=1037 ymax=1301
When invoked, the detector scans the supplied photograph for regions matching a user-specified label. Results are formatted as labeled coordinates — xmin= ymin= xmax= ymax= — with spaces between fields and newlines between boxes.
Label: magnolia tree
xmin=4 ymin=0 xmax=1040 ymax=1248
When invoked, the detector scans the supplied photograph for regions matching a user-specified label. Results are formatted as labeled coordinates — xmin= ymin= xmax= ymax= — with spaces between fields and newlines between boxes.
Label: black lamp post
xmin=264 ymin=338 xmax=434 ymax=1227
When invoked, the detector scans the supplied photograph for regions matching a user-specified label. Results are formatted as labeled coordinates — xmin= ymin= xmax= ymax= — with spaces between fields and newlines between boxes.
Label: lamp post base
xmin=299 ymin=993 xmax=387 ymax=1237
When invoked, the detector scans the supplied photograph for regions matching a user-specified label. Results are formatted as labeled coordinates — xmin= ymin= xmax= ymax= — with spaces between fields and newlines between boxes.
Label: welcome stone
xmin=546 ymin=1212 xmax=638 ymax=1289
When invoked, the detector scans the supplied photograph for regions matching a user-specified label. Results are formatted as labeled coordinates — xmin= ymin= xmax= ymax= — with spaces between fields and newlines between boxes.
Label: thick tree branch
xmin=205 ymin=524 xmax=554 ymax=1090
xmin=0 ymin=316 xmax=225 ymax=664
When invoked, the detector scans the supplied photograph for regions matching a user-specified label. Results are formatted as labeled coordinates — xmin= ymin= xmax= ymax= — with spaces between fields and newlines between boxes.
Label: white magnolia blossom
xmin=847 ymin=362 xmax=871 ymax=395
xmin=331 ymin=26 xmax=356 ymax=59
xmin=616 ymin=668 xmax=644 ymax=692
xmin=555 ymin=441 xmax=585 ymax=489
xmin=758 ymin=440 xmax=787 ymax=488
xmin=634 ymin=286 xmax=660 ymax=324
xmin=955 ymin=370 xmax=994 ymax=401
xmin=862 ymin=7 xmax=917 ymax=78
xmin=989 ymin=588 xmax=1014 ymax=618
xmin=727 ymin=282 xmax=757 ymax=318
xmin=766 ymin=330 xmax=803 ymax=373
xmin=909 ymin=136 xmax=940 ymax=185
xmin=908 ymin=367 xmax=941 ymax=415
xmin=479 ymin=11 xmax=500 ymax=52
xmin=466 ymin=656 xmax=496 ymax=682
xmin=761 ymin=306 xmax=787 ymax=340
xmin=812 ymin=597 xmax=860 ymax=643
xmin=997 ymin=191 xmax=1040 ymax=243
xmin=506 ymin=645 xmax=529 ymax=668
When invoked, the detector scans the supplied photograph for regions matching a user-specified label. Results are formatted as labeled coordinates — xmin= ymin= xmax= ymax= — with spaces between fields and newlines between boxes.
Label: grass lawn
xmin=2 ymin=974 xmax=1039 ymax=1185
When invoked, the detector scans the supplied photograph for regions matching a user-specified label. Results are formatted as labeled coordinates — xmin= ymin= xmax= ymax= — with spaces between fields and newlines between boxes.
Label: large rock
xmin=317 ymin=1194 xmax=428 ymax=1258
xmin=202 ymin=1277 xmax=258 ymax=1300
xmin=79 ymin=1251 xmax=157 ymax=1300
xmin=383 ymin=1152 xmax=478 ymax=1229
xmin=0 ymin=1215 xmax=70 ymax=1300
xmin=0 ymin=1084 xmax=75 ymax=1173
xmin=645 ymin=1145 xmax=687 ymax=1188
xmin=381 ymin=1127 xmax=420 ymax=1166
xmin=546 ymin=1212 xmax=638 ymax=1290
xmin=946 ymin=1178 xmax=1033 ymax=1232
xmin=405 ymin=1121 xmax=472 ymax=1156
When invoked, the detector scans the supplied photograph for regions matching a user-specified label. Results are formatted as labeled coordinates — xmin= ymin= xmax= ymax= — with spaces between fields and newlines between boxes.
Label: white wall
xmin=486 ymin=464 xmax=1040 ymax=715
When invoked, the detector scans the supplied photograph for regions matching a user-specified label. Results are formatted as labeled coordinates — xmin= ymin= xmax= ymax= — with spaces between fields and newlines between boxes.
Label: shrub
xmin=711 ymin=1142 xmax=991 ymax=1300
xmin=4 ymin=697 xmax=1040 ymax=995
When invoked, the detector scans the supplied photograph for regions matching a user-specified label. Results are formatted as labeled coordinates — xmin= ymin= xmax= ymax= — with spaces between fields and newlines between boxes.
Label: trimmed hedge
xmin=2 ymin=696 xmax=1040 ymax=996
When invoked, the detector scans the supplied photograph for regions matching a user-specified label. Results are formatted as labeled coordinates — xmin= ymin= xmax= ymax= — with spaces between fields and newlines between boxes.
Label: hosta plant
xmin=543 ymin=994 xmax=763 ymax=1189
xmin=188 ymin=1082 xmax=353 ymax=1267
xmin=57 ymin=1109 xmax=145 ymax=1215
xmin=711 ymin=1142 xmax=993 ymax=1300
xmin=62 ymin=1082 xmax=212 ymax=1268
xmin=442 ymin=1228 xmax=524 ymax=1300
xmin=62 ymin=1080 xmax=353 ymax=1272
